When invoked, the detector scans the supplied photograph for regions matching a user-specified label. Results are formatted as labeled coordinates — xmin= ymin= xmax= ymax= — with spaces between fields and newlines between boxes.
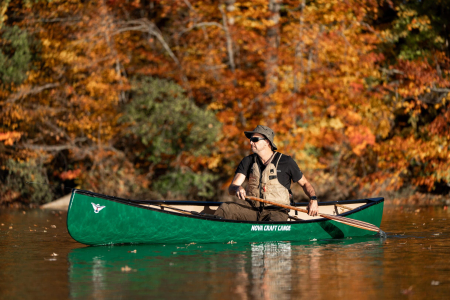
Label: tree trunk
xmin=264 ymin=0 xmax=281 ymax=122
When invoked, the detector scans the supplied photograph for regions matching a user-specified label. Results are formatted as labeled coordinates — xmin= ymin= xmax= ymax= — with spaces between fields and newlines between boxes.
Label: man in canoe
xmin=214 ymin=125 xmax=319 ymax=221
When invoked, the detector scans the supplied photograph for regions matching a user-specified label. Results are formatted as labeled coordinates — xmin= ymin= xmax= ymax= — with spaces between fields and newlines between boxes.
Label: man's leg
xmin=214 ymin=202 xmax=259 ymax=221
xmin=258 ymin=209 xmax=289 ymax=222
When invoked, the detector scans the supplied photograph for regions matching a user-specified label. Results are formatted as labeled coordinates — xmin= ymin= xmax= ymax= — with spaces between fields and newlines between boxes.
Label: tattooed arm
xmin=297 ymin=176 xmax=319 ymax=216
xmin=228 ymin=173 xmax=247 ymax=200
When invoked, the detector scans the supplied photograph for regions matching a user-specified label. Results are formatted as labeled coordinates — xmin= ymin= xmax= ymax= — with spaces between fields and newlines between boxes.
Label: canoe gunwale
xmin=70 ymin=189 xmax=384 ymax=225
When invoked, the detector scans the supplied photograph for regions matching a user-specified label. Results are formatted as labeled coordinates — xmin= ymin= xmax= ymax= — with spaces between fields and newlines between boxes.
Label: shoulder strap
xmin=274 ymin=152 xmax=282 ymax=169
xmin=252 ymin=153 xmax=261 ymax=172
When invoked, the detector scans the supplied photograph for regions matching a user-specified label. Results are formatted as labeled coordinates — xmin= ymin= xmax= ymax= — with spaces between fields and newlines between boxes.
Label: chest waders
xmin=246 ymin=152 xmax=290 ymax=209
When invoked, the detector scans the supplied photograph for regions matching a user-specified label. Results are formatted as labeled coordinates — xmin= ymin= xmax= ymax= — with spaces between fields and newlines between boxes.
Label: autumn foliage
xmin=1 ymin=0 xmax=449 ymax=206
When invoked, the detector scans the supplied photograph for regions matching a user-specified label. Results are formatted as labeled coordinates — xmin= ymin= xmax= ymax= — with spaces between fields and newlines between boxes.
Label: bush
xmin=0 ymin=158 xmax=53 ymax=206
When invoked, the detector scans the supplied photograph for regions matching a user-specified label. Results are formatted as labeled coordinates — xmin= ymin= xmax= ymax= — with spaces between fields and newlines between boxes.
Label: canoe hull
xmin=67 ymin=190 xmax=384 ymax=246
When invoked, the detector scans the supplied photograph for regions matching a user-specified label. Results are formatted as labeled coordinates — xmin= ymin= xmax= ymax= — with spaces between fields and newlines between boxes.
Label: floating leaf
xmin=121 ymin=266 xmax=135 ymax=272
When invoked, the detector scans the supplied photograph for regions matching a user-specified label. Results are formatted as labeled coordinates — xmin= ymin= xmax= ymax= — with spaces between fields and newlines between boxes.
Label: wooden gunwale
xmin=71 ymin=189 xmax=383 ymax=225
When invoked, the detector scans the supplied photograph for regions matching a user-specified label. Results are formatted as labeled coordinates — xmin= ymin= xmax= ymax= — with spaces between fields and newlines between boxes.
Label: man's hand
xmin=297 ymin=175 xmax=319 ymax=216
xmin=307 ymin=200 xmax=319 ymax=216
xmin=228 ymin=173 xmax=247 ymax=199
xmin=235 ymin=186 xmax=247 ymax=200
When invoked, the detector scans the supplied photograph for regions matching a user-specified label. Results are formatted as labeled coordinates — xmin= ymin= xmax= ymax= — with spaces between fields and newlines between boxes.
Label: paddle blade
xmin=320 ymin=214 xmax=380 ymax=232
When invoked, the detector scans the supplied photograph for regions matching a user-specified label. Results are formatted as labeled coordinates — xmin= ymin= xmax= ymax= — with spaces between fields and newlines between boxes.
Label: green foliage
xmin=121 ymin=77 xmax=221 ymax=198
xmin=379 ymin=2 xmax=448 ymax=61
xmin=153 ymin=169 xmax=218 ymax=199
xmin=0 ymin=25 xmax=32 ymax=86
xmin=123 ymin=77 xmax=221 ymax=163
xmin=0 ymin=158 xmax=53 ymax=205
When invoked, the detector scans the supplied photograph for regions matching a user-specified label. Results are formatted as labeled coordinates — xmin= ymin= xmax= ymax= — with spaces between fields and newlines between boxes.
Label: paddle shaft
xmin=138 ymin=202 xmax=222 ymax=220
xmin=245 ymin=196 xmax=380 ymax=232
xmin=246 ymin=196 xmax=309 ymax=214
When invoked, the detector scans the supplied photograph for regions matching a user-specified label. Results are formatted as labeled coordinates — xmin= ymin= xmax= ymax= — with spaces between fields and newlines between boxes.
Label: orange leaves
xmin=59 ymin=169 xmax=82 ymax=181
xmin=429 ymin=107 xmax=450 ymax=137
xmin=1 ymin=0 xmax=449 ymax=204
xmin=0 ymin=131 xmax=21 ymax=146
xmin=345 ymin=126 xmax=375 ymax=156
xmin=343 ymin=111 xmax=363 ymax=126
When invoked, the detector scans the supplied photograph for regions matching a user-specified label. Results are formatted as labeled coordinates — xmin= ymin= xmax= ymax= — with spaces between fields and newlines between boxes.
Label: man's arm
xmin=228 ymin=173 xmax=247 ymax=200
xmin=297 ymin=176 xmax=319 ymax=216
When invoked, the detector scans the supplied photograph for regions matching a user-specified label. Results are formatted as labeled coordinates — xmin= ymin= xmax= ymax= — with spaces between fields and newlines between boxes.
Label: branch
xmin=114 ymin=19 xmax=181 ymax=66
xmin=293 ymin=0 xmax=306 ymax=94
xmin=21 ymin=138 xmax=88 ymax=152
xmin=182 ymin=0 xmax=195 ymax=11
xmin=383 ymin=85 xmax=449 ymax=104
xmin=430 ymin=87 xmax=450 ymax=93
xmin=34 ymin=17 xmax=82 ymax=24
xmin=71 ymin=145 xmax=124 ymax=160
xmin=380 ymin=67 xmax=405 ymax=76
xmin=219 ymin=5 xmax=235 ymax=73
xmin=179 ymin=22 xmax=223 ymax=36
xmin=43 ymin=120 xmax=71 ymax=141
xmin=419 ymin=89 xmax=449 ymax=104
xmin=5 ymin=83 xmax=60 ymax=104
xmin=114 ymin=19 xmax=193 ymax=98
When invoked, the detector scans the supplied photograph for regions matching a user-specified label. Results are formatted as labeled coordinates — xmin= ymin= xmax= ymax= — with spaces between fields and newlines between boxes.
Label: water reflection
xmin=248 ymin=242 xmax=292 ymax=299
xmin=91 ymin=257 xmax=106 ymax=299
xmin=3 ymin=206 xmax=449 ymax=299
xmin=68 ymin=238 xmax=385 ymax=299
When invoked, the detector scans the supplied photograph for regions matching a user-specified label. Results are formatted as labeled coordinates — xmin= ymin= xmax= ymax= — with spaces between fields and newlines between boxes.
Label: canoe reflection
xmin=247 ymin=242 xmax=292 ymax=299
xmin=69 ymin=237 xmax=385 ymax=299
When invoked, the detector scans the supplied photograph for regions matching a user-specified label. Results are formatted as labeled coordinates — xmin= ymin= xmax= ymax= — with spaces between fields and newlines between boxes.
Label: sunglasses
xmin=249 ymin=137 xmax=266 ymax=143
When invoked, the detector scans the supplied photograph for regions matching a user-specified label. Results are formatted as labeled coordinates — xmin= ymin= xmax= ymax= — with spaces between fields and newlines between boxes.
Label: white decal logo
xmin=91 ymin=203 xmax=105 ymax=213
xmin=251 ymin=225 xmax=291 ymax=231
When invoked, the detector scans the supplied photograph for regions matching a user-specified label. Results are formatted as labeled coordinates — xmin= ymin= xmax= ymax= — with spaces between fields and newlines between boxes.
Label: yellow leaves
xmin=0 ymin=0 xmax=446 ymax=203
xmin=407 ymin=16 xmax=432 ymax=32
xmin=40 ymin=38 xmax=52 ymax=48
xmin=207 ymin=154 xmax=221 ymax=170
xmin=377 ymin=119 xmax=391 ymax=139
xmin=396 ymin=5 xmax=416 ymax=18
xmin=374 ymin=132 xmax=450 ymax=190
xmin=292 ymin=148 xmax=322 ymax=171
xmin=328 ymin=118 xmax=345 ymax=130
xmin=241 ymin=19 xmax=265 ymax=30
xmin=434 ymin=36 xmax=445 ymax=44
xmin=316 ymin=117 xmax=345 ymax=130
xmin=85 ymin=75 xmax=117 ymax=97
xmin=0 ymin=1 xmax=10 ymax=28
xmin=58 ymin=50 xmax=77 ymax=64
xmin=291 ymin=126 xmax=305 ymax=137
xmin=208 ymin=102 xmax=224 ymax=110
xmin=344 ymin=110 xmax=362 ymax=125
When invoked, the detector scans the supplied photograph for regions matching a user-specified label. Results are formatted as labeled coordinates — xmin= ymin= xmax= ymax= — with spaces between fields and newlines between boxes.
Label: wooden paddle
xmin=245 ymin=196 xmax=381 ymax=233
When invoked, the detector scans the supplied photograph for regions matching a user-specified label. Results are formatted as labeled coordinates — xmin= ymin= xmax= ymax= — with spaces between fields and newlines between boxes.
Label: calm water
xmin=1 ymin=205 xmax=449 ymax=300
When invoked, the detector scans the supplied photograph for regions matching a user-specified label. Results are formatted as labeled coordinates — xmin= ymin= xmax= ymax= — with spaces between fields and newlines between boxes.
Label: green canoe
xmin=66 ymin=189 xmax=384 ymax=246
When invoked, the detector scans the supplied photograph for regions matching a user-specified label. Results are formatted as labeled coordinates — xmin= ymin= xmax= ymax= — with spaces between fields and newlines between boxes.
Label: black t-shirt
xmin=235 ymin=152 xmax=303 ymax=190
